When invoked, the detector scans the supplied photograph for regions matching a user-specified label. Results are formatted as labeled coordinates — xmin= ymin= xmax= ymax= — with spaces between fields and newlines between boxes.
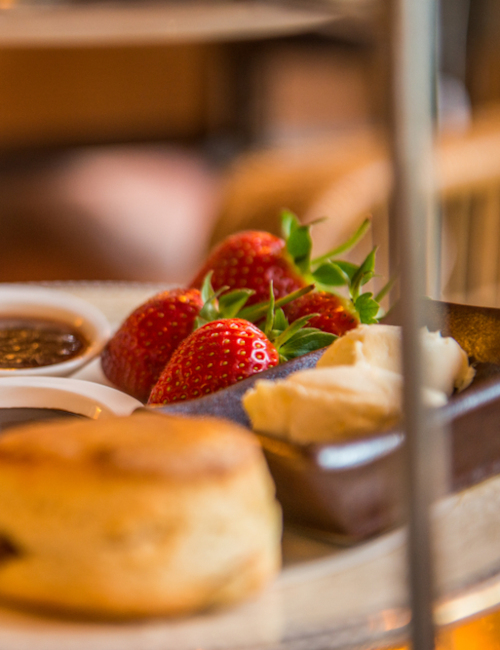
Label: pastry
xmin=0 ymin=412 xmax=281 ymax=618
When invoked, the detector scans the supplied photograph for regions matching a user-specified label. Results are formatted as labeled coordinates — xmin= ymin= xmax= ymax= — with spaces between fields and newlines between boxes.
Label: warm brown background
xmin=0 ymin=43 xmax=229 ymax=149
xmin=1 ymin=0 xmax=500 ymax=284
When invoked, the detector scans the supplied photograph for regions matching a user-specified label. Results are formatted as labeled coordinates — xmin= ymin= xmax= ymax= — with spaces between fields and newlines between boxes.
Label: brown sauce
xmin=0 ymin=408 xmax=86 ymax=432
xmin=0 ymin=318 xmax=88 ymax=369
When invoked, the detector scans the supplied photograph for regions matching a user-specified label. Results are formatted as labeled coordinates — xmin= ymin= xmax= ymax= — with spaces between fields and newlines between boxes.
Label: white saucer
xmin=0 ymin=376 xmax=142 ymax=419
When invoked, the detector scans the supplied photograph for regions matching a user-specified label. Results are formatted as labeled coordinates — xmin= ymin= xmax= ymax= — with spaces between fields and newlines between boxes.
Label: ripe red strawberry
xmin=148 ymin=319 xmax=279 ymax=404
xmin=285 ymin=291 xmax=359 ymax=336
xmin=101 ymin=288 xmax=203 ymax=402
xmin=191 ymin=231 xmax=306 ymax=306
xmin=190 ymin=212 xmax=379 ymax=321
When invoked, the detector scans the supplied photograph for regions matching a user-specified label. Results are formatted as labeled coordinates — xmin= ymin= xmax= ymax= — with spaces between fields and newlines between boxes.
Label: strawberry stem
xmin=248 ymin=280 xmax=337 ymax=362
xmin=375 ymin=275 xmax=397 ymax=303
xmin=196 ymin=272 xmax=255 ymax=328
xmin=264 ymin=283 xmax=276 ymax=334
xmin=238 ymin=284 xmax=314 ymax=322
xmin=310 ymin=217 xmax=371 ymax=267
xmin=262 ymin=308 xmax=336 ymax=362
xmin=350 ymin=246 xmax=378 ymax=302
xmin=272 ymin=313 xmax=317 ymax=350
xmin=197 ymin=284 xmax=230 ymax=324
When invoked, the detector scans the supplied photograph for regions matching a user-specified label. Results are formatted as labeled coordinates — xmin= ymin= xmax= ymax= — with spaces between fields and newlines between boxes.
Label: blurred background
xmin=1 ymin=0 xmax=500 ymax=305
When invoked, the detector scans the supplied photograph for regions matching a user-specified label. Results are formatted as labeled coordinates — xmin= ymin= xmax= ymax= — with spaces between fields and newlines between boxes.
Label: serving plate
xmin=0 ymin=376 xmax=142 ymax=431
xmin=1 ymin=282 xmax=500 ymax=649
xmin=10 ymin=283 xmax=500 ymax=544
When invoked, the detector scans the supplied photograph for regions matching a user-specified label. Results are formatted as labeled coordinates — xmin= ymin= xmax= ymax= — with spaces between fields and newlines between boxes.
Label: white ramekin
xmin=0 ymin=285 xmax=111 ymax=377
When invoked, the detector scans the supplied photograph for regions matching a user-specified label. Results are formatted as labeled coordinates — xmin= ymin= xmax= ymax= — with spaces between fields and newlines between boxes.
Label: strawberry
xmin=285 ymin=291 xmax=359 ymax=336
xmin=148 ymin=319 xmax=279 ymax=404
xmin=101 ymin=288 xmax=203 ymax=402
xmin=277 ymin=214 xmax=386 ymax=329
xmin=190 ymin=211 xmax=382 ymax=324
xmin=190 ymin=231 xmax=306 ymax=306
xmin=148 ymin=290 xmax=337 ymax=405
xmin=100 ymin=274 xmax=313 ymax=403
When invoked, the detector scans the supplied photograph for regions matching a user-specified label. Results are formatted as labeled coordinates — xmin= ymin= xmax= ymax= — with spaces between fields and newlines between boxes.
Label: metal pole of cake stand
xmin=388 ymin=0 xmax=439 ymax=648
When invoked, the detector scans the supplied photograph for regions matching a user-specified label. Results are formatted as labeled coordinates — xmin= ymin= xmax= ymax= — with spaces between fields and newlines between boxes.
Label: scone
xmin=0 ymin=412 xmax=281 ymax=618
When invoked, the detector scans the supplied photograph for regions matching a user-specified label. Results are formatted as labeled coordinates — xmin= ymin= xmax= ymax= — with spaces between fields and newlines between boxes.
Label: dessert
xmin=190 ymin=211 xmax=377 ymax=321
xmin=101 ymin=280 xmax=329 ymax=403
xmin=0 ymin=412 xmax=281 ymax=618
xmin=243 ymin=324 xmax=474 ymax=443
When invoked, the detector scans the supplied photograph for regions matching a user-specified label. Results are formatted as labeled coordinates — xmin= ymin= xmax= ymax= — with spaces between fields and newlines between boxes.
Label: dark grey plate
xmin=151 ymin=301 xmax=500 ymax=542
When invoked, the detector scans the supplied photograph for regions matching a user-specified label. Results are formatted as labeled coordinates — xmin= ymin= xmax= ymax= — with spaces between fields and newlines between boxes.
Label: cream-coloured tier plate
xmin=0 ymin=281 xmax=500 ymax=650
xmin=0 ymin=0 xmax=357 ymax=46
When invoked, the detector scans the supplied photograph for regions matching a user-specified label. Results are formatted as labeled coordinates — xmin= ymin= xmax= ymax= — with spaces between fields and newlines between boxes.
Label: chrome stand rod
xmin=389 ymin=0 xmax=438 ymax=648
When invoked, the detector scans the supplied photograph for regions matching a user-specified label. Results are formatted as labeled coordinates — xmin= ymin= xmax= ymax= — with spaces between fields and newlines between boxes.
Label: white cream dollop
xmin=243 ymin=324 xmax=474 ymax=443
xmin=317 ymin=324 xmax=474 ymax=396
xmin=243 ymin=364 xmax=446 ymax=444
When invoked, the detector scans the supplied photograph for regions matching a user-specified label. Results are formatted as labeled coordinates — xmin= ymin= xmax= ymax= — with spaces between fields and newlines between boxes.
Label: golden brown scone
xmin=0 ymin=412 xmax=281 ymax=619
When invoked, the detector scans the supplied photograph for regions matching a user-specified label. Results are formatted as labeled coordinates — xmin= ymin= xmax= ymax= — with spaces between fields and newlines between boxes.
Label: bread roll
xmin=0 ymin=412 xmax=281 ymax=618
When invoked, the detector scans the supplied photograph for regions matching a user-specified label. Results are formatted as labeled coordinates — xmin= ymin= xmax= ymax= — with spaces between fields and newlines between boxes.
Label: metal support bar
xmin=389 ymin=0 xmax=439 ymax=648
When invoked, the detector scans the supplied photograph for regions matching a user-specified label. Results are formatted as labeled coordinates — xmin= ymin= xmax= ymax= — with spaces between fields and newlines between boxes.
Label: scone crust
xmin=0 ymin=412 xmax=261 ymax=479
xmin=0 ymin=412 xmax=281 ymax=618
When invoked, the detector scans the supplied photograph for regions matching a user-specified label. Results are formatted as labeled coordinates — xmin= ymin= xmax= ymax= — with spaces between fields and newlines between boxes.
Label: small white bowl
xmin=0 ymin=376 xmax=142 ymax=421
xmin=0 ymin=285 xmax=111 ymax=377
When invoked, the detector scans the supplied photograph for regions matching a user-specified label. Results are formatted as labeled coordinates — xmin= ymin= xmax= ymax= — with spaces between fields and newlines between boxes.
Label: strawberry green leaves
xmin=281 ymin=209 xmax=374 ymax=291
xmin=196 ymin=271 xmax=316 ymax=326
xmin=262 ymin=283 xmax=336 ymax=362
xmin=283 ymin=209 xmax=313 ymax=276
xmin=195 ymin=272 xmax=255 ymax=327
xmin=279 ymin=210 xmax=385 ymax=325
xmin=350 ymin=247 xmax=377 ymax=301
xmin=310 ymin=261 xmax=350 ymax=287
xmin=353 ymin=293 xmax=380 ymax=324
xmin=282 ymin=209 xmax=372 ymax=283
xmin=310 ymin=217 xmax=372 ymax=265
xmin=348 ymin=247 xmax=381 ymax=324
xmin=239 ymin=284 xmax=314 ymax=323
xmin=276 ymin=324 xmax=336 ymax=362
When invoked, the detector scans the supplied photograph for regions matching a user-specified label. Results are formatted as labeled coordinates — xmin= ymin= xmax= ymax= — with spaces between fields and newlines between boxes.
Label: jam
xmin=0 ymin=318 xmax=88 ymax=369
xmin=0 ymin=408 xmax=86 ymax=432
